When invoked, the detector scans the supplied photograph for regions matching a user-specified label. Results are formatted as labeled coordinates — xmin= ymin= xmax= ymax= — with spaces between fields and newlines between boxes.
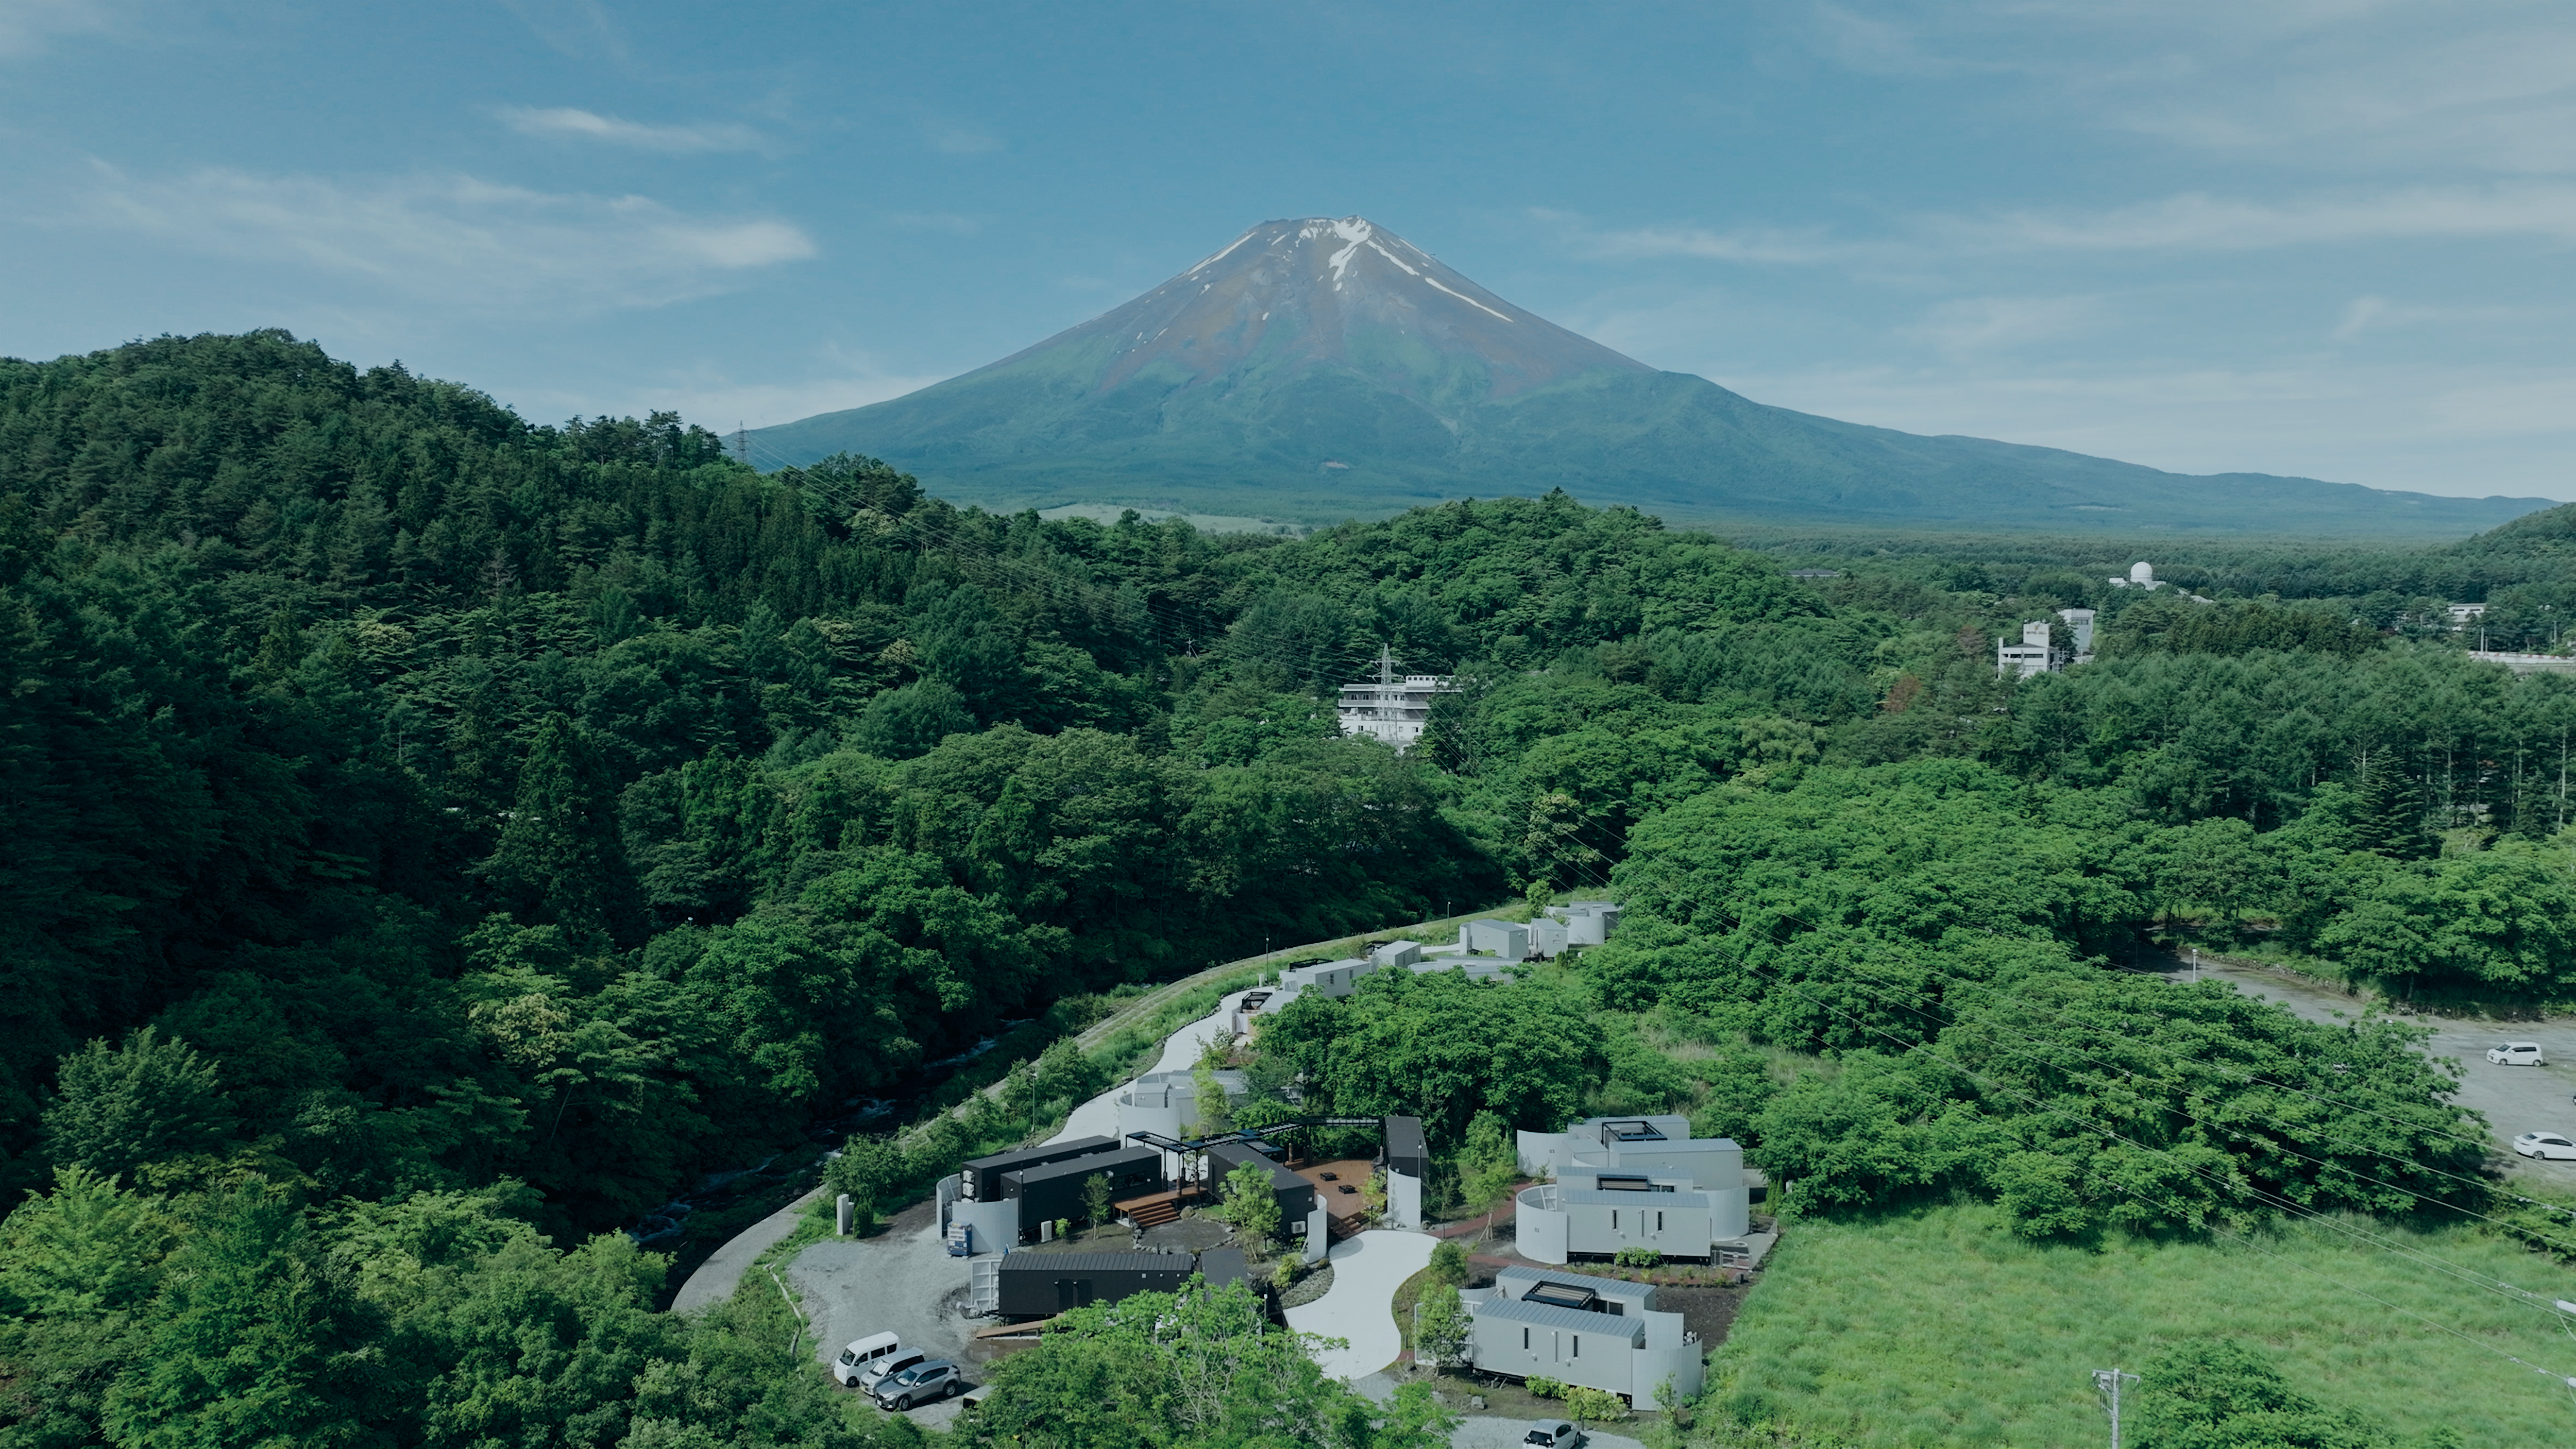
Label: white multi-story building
xmin=1999 ymin=619 xmax=2054 ymax=679
xmin=1337 ymin=648 xmax=1455 ymax=750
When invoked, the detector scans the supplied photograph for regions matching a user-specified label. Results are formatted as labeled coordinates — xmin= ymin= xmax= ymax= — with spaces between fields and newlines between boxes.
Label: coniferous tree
xmin=40 ymin=1029 xmax=237 ymax=1184
xmin=483 ymin=714 xmax=643 ymax=950
xmin=2354 ymin=747 xmax=2436 ymax=860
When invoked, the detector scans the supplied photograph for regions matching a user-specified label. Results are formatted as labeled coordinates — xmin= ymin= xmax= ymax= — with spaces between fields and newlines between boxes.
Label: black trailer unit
xmin=1206 ymin=1141 xmax=1315 ymax=1222
xmin=959 ymin=1136 xmax=1120 ymax=1202
xmin=994 ymin=1251 xmax=1198 ymax=1317
xmin=1383 ymin=1116 xmax=1427 ymax=1182
xmin=1003 ymin=1144 xmax=1164 ymax=1234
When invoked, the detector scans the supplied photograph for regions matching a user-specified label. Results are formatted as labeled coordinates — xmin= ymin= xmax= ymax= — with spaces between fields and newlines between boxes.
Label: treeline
xmin=9 ymin=330 xmax=2576 ymax=1445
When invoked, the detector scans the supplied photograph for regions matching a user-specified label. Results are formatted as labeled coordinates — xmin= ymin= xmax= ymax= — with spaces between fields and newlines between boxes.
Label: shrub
xmin=1527 ymin=1376 xmax=1567 ymax=1400
xmin=1428 ymin=1238 xmax=1468 ymax=1286
xmin=1614 ymin=1246 xmax=1663 ymax=1268
xmin=1563 ymin=1386 xmax=1627 ymax=1425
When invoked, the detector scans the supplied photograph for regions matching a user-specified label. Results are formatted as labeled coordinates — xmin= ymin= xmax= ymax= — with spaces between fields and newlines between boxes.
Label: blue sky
xmin=5 ymin=1 xmax=2574 ymax=500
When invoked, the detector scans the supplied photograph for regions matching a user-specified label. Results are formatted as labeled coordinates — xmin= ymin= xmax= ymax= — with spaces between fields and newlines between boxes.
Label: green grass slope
xmin=755 ymin=365 xmax=2550 ymax=539
xmin=1713 ymin=1203 xmax=2576 ymax=1446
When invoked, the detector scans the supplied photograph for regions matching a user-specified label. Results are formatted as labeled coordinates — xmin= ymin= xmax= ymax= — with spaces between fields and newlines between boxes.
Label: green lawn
xmin=1709 ymin=1201 xmax=2576 ymax=1447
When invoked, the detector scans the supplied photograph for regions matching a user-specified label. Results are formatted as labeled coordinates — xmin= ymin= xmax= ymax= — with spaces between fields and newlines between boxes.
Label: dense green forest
xmin=7 ymin=332 xmax=2576 ymax=1447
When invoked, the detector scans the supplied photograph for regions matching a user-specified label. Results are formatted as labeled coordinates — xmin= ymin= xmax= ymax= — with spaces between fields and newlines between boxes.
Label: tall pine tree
xmin=482 ymin=715 xmax=643 ymax=951
xmin=2355 ymin=746 xmax=2437 ymax=860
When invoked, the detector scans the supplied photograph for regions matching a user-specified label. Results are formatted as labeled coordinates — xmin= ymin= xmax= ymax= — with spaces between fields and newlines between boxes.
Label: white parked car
xmin=832 ymin=1333 xmax=906 ymax=1388
xmin=2516 ymin=1132 xmax=2576 ymax=1160
xmin=1526 ymin=1421 xmax=1585 ymax=1449
xmin=2490 ymin=1043 xmax=2547 ymax=1066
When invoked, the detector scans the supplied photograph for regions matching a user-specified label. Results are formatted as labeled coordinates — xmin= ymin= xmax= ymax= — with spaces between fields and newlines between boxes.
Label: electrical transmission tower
xmin=2091 ymin=1369 xmax=2139 ymax=1449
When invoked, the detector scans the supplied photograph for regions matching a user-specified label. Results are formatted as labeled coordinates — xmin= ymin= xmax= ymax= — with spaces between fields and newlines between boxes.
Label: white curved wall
xmin=1516 ymin=1185 xmax=1569 ymax=1264
xmin=1713 ymin=1186 xmax=1749 ymax=1240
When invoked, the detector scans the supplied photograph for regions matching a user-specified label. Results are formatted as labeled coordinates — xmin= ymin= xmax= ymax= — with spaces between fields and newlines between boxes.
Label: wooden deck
xmin=1294 ymin=1158 xmax=1378 ymax=1239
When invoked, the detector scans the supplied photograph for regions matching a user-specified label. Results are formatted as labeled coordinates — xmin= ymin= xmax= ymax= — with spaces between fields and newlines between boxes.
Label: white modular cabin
xmin=1461 ymin=1266 xmax=1704 ymax=1405
xmin=1512 ymin=1170 xmax=1745 ymax=1264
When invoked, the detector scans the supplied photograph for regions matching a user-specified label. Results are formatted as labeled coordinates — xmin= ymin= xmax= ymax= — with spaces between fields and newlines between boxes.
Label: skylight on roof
xmin=1604 ymin=1120 xmax=1665 ymax=1142
xmin=1522 ymin=1281 xmax=1602 ymax=1312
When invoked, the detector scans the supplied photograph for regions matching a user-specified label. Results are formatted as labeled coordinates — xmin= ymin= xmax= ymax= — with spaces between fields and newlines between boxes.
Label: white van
xmin=832 ymin=1333 xmax=904 ymax=1388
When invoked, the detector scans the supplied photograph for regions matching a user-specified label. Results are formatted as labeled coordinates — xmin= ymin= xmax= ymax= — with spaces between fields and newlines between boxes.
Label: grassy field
xmin=1710 ymin=1201 xmax=2576 ymax=1446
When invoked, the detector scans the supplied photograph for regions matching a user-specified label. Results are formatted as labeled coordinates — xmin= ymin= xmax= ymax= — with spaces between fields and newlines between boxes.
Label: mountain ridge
xmin=756 ymin=216 xmax=2555 ymax=537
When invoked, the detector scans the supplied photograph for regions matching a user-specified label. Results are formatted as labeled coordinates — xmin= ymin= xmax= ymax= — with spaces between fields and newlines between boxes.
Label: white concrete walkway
xmin=1285 ymin=1228 xmax=1438 ymax=1380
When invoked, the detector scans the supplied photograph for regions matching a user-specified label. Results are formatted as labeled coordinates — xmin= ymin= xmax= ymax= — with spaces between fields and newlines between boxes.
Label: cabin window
xmin=1522 ymin=1327 xmax=1530 ymax=1350
xmin=1572 ymin=1335 xmax=1581 ymax=1358
xmin=1612 ymin=1209 xmax=1619 ymax=1230
xmin=1657 ymin=1212 xmax=1665 ymax=1232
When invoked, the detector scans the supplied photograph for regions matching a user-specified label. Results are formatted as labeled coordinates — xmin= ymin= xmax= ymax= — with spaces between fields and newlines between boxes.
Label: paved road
xmin=675 ymin=908 xmax=1505 ymax=1315
xmin=1285 ymin=1228 xmax=1440 ymax=1380
xmin=671 ymin=1188 xmax=824 ymax=1314
xmin=2181 ymin=961 xmax=2576 ymax=1190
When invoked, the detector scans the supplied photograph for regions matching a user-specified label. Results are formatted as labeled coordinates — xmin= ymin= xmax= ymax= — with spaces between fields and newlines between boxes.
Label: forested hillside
xmin=6 ymin=332 xmax=2576 ymax=1446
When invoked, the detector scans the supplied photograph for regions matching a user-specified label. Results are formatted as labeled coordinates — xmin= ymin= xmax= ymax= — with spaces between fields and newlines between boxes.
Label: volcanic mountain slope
xmin=756 ymin=217 xmax=2551 ymax=536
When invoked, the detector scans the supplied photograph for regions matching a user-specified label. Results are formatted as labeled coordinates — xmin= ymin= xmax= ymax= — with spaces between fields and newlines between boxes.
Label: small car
xmin=1525 ymin=1420 xmax=1585 ymax=1448
xmin=2516 ymin=1132 xmax=2576 ymax=1160
xmin=870 ymin=1358 xmax=963 ymax=1410
xmin=2489 ymin=1043 xmax=2547 ymax=1066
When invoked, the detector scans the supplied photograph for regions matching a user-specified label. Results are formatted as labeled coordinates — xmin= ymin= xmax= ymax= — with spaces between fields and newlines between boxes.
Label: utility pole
xmin=2092 ymin=1369 xmax=2139 ymax=1449
xmin=736 ymin=421 xmax=749 ymax=467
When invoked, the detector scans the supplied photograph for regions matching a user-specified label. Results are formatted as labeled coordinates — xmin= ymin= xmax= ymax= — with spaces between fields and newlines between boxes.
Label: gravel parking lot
xmin=2181 ymin=961 xmax=2576 ymax=1189
xmin=786 ymin=1197 xmax=993 ymax=1425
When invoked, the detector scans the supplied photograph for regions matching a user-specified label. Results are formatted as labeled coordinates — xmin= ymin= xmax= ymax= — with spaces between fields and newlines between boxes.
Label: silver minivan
xmin=855 ymin=1348 xmax=929 ymax=1395
xmin=832 ymin=1332 xmax=905 ymax=1388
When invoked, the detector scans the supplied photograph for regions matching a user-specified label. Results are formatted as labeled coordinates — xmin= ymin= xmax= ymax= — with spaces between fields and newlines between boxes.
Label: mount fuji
xmin=752 ymin=217 xmax=2549 ymax=536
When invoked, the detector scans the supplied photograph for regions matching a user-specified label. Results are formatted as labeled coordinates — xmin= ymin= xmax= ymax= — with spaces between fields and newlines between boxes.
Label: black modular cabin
xmin=1383 ymin=1116 xmax=1427 ymax=1181
xmin=993 ymin=1251 xmax=1198 ymax=1317
xmin=1205 ymin=1141 xmax=1315 ymax=1221
xmin=959 ymin=1136 xmax=1120 ymax=1202
xmin=1003 ymin=1144 xmax=1164 ymax=1234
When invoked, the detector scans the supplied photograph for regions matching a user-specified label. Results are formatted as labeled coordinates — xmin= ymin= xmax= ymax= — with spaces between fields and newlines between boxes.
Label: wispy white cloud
xmin=1706 ymin=356 xmax=2576 ymax=498
xmin=79 ymin=165 xmax=815 ymax=311
xmin=1531 ymin=207 xmax=1858 ymax=265
xmin=2332 ymin=294 xmax=2528 ymax=340
xmin=496 ymin=105 xmax=762 ymax=154
xmin=1551 ymin=180 xmax=2576 ymax=281
xmin=0 ymin=0 xmax=111 ymax=57
xmin=494 ymin=0 xmax=625 ymax=62
xmin=1904 ymin=295 xmax=2107 ymax=357
xmin=1949 ymin=181 xmax=2576 ymax=252
xmin=923 ymin=122 xmax=1001 ymax=155
xmin=634 ymin=369 xmax=948 ymax=437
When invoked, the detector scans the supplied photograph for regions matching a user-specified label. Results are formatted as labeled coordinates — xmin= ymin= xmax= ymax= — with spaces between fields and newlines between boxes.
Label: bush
xmin=1428 ymin=1238 xmax=1468 ymax=1286
xmin=1563 ymin=1386 xmax=1627 ymax=1425
xmin=1613 ymin=1246 xmax=1663 ymax=1268
xmin=1527 ymin=1376 xmax=1567 ymax=1399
